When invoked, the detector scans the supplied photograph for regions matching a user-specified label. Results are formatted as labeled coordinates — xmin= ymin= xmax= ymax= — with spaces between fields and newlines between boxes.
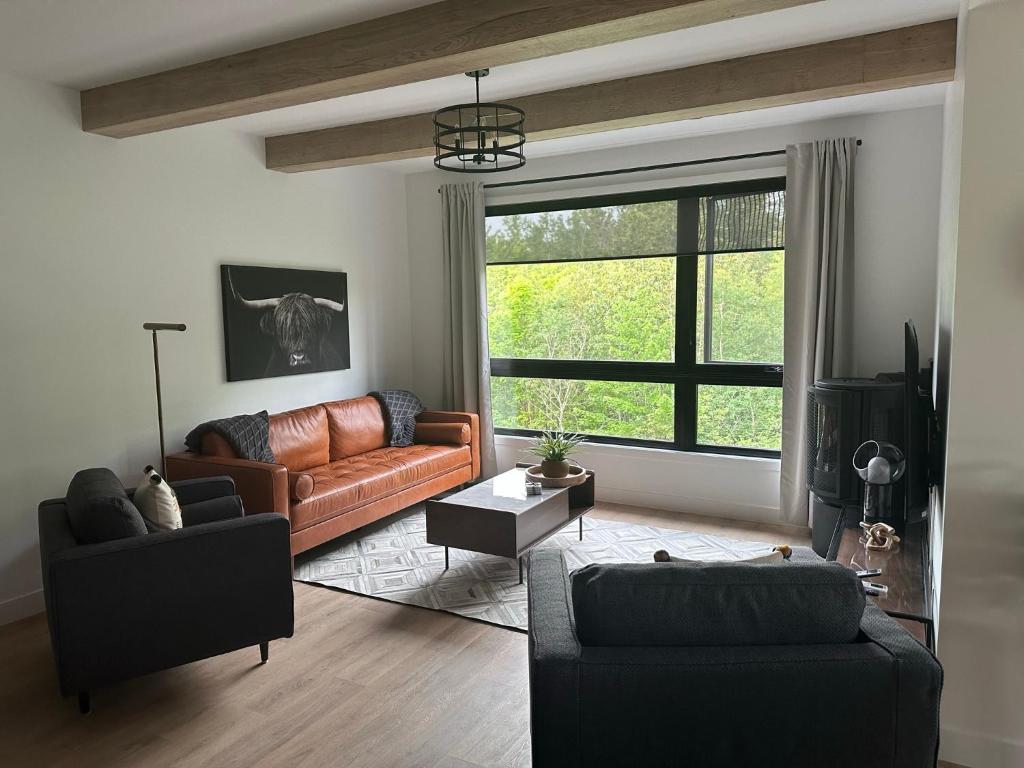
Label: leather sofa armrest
xmin=166 ymin=452 xmax=289 ymax=519
xmin=417 ymin=411 xmax=480 ymax=479
xmin=414 ymin=422 xmax=471 ymax=446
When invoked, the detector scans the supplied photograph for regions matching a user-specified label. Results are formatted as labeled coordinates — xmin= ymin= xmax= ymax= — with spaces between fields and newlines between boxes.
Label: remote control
xmin=856 ymin=568 xmax=883 ymax=579
xmin=862 ymin=581 xmax=888 ymax=594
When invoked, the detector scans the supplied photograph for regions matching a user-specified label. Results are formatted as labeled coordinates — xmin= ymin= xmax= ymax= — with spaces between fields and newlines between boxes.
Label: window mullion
xmin=703 ymin=196 xmax=716 ymax=364
xmin=676 ymin=196 xmax=699 ymax=450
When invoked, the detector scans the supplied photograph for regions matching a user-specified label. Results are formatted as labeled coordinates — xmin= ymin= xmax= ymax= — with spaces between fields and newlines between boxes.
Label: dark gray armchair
xmin=528 ymin=549 xmax=942 ymax=768
xmin=39 ymin=468 xmax=294 ymax=713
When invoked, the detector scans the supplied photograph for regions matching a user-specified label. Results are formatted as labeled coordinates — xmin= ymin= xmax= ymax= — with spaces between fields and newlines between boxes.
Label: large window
xmin=486 ymin=178 xmax=785 ymax=456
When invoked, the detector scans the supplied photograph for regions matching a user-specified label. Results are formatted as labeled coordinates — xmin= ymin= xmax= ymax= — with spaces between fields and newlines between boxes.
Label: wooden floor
xmin=0 ymin=504 xmax=814 ymax=768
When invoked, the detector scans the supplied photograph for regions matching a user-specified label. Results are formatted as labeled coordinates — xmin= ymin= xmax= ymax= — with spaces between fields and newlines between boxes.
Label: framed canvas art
xmin=220 ymin=264 xmax=350 ymax=381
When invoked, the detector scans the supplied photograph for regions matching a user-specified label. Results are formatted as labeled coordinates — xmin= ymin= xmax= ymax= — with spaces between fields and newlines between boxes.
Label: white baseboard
xmin=941 ymin=724 xmax=1024 ymax=767
xmin=0 ymin=589 xmax=44 ymax=626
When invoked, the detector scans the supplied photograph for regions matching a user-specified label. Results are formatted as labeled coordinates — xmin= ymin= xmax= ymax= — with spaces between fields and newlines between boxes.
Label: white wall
xmin=934 ymin=1 xmax=1024 ymax=764
xmin=929 ymin=0 xmax=969 ymax=650
xmin=405 ymin=106 xmax=944 ymax=524
xmin=0 ymin=72 xmax=413 ymax=624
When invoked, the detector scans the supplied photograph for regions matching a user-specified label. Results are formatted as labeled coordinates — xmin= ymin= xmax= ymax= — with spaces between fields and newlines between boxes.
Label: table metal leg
xmin=579 ymin=516 xmax=583 ymax=541
xmin=518 ymin=556 xmax=523 ymax=584
xmin=444 ymin=546 xmax=449 ymax=571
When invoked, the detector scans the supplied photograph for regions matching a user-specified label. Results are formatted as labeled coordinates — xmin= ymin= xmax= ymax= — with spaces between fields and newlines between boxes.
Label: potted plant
xmin=528 ymin=431 xmax=585 ymax=478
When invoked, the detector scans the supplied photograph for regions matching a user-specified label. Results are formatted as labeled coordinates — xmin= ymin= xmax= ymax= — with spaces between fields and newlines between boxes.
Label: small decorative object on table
xmin=525 ymin=464 xmax=588 ymax=488
xmin=852 ymin=439 xmax=906 ymax=530
xmin=527 ymin=431 xmax=584 ymax=478
xmin=860 ymin=521 xmax=901 ymax=551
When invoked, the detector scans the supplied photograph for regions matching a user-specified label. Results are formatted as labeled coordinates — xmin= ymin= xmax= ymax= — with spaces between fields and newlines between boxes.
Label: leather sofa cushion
xmin=269 ymin=405 xmax=329 ymax=472
xmin=415 ymin=422 xmax=471 ymax=446
xmin=290 ymin=444 xmax=471 ymax=531
xmin=571 ymin=556 xmax=865 ymax=647
xmin=66 ymin=468 xmax=148 ymax=544
xmin=325 ymin=396 xmax=387 ymax=461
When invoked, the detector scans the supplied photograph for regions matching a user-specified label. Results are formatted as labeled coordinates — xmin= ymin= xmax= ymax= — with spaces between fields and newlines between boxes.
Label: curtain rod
xmin=436 ymin=140 xmax=862 ymax=193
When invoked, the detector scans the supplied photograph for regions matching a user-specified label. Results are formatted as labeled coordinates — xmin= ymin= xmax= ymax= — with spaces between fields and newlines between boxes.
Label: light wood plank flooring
xmin=2 ymin=504 xmax=813 ymax=768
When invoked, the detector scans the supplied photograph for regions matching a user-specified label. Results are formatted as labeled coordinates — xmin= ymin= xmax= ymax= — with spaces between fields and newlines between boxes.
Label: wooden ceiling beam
xmin=265 ymin=19 xmax=957 ymax=173
xmin=80 ymin=0 xmax=818 ymax=138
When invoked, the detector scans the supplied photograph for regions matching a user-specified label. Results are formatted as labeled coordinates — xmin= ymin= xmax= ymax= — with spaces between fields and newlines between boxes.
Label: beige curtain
xmin=440 ymin=182 xmax=497 ymax=478
xmin=780 ymin=139 xmax=857 ymax=526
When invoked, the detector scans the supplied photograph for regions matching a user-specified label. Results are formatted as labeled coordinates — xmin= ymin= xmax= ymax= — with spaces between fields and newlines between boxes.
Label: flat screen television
xmin=903 ymin=320 xmax=932 ymax=519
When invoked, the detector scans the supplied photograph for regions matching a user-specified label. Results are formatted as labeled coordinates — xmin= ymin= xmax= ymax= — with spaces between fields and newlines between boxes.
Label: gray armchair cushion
xmin=66 ymin=468 xmax=147 ymax=544
xmin=570 ymin=559 xmax=865 ymax=647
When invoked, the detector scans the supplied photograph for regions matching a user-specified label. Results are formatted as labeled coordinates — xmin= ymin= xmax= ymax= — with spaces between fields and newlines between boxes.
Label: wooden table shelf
xmin=828 ymin=505 xmax=934 ymax=649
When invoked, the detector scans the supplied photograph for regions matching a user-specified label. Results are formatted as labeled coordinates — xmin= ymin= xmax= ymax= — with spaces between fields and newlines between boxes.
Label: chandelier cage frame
xmin=432 ymin=70 xmax=526 ymax=173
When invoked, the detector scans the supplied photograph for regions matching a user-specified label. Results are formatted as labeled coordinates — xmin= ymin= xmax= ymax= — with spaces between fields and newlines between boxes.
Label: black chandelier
xmin=433 ymin=69 xmax=525 ymax=173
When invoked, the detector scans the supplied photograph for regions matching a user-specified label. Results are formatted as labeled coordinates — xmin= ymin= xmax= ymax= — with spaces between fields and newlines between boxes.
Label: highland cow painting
xmin=221 ymin=264 xmax=350 ymax=382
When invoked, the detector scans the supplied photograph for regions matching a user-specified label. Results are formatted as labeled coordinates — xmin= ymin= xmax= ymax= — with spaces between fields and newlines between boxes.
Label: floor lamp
xmin=144 ymin=322 xmax=187 ymax=476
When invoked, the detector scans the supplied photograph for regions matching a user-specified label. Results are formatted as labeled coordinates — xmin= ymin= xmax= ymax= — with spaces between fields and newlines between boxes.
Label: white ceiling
xmin=0 ymin=0 xmax=958 ymax=171
xmin=0 ymin=0 xmax=434 ymax=88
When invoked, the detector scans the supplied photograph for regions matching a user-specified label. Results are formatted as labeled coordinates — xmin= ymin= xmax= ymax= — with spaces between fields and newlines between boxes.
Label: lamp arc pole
xmin=143 ymin=322 xmax=187 ymax=476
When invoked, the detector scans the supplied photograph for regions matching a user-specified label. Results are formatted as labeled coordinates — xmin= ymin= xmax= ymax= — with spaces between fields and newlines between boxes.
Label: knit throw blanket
xmin=184 ymin=411 xmax=275 ymax=463
xmin=369 ymin=390 xmax=424 ymax=447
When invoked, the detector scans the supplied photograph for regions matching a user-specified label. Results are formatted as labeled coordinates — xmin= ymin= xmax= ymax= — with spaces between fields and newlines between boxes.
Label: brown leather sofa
xmin=166 ymin=396 xmax=480 ymax=555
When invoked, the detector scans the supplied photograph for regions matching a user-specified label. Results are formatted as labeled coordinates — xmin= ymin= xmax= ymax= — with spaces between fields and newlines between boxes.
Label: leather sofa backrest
xmin=200 ymin=431 xmax=237 ymax=457
xmin=269 ymin=405 xmax=330 ymax=472
xmin=325 ymin=396 xmax=387 ymax=460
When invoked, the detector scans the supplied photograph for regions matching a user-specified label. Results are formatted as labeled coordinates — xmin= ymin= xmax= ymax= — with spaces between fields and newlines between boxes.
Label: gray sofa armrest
xmin=44 ymin=513 xmax=293 ymax=696
xmin=180 ymin=494 xmax=244 ymax=527
xmin=528 ymin=550 xmax=582 ymax=768
xmin=169 ymin=475 xmax=236 ymax=506
xmin=859 ymin=603 xmax=943 ymax=767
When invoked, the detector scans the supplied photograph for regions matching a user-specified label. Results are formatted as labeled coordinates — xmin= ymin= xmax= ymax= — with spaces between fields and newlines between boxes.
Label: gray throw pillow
xmin=66 ymin=468 xmax=148 ymax=544
xmin=370 ymin=390 xmax=424 ymax=447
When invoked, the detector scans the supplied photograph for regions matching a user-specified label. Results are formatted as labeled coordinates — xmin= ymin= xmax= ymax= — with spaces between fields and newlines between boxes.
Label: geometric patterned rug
xmin=295 ymin=506 xmax=776 ymax=632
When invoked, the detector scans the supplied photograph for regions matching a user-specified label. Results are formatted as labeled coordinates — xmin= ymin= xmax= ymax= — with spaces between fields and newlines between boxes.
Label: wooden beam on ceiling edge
xmin=264 ymin=19 xmax=957 ymax=173
xmin=80 ymin=0 xmax=819 ymax=138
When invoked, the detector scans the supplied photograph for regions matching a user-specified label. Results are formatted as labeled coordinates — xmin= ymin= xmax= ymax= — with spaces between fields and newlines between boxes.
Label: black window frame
xmin=486 ymin=176 xmax=785 ymax=459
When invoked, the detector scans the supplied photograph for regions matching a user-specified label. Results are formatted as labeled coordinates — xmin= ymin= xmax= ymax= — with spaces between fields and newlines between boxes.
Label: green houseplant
xmin=527 ymin=431 xmax=585 ymax=478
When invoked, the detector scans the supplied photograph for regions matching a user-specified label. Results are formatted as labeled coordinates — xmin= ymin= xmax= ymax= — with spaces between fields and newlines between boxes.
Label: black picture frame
xmin=220 ymin=264 xmax=350 ymax=382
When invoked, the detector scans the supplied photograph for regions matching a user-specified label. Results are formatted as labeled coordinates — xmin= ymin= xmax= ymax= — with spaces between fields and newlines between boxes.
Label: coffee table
xmin=425 ymin=464 xmax=595 ymax=583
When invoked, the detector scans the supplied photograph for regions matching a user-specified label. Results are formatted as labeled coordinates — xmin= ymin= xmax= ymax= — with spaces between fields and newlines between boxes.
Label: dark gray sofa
xmin=528 ymin=549 xmax=942 ymax=768
xmin=38 ymin=469 xmax=294 ymax=713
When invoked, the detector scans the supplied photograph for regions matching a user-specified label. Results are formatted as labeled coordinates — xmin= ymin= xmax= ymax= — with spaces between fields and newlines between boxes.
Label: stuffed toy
xmin=653 ymin=544 xmax=792 ymax=564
